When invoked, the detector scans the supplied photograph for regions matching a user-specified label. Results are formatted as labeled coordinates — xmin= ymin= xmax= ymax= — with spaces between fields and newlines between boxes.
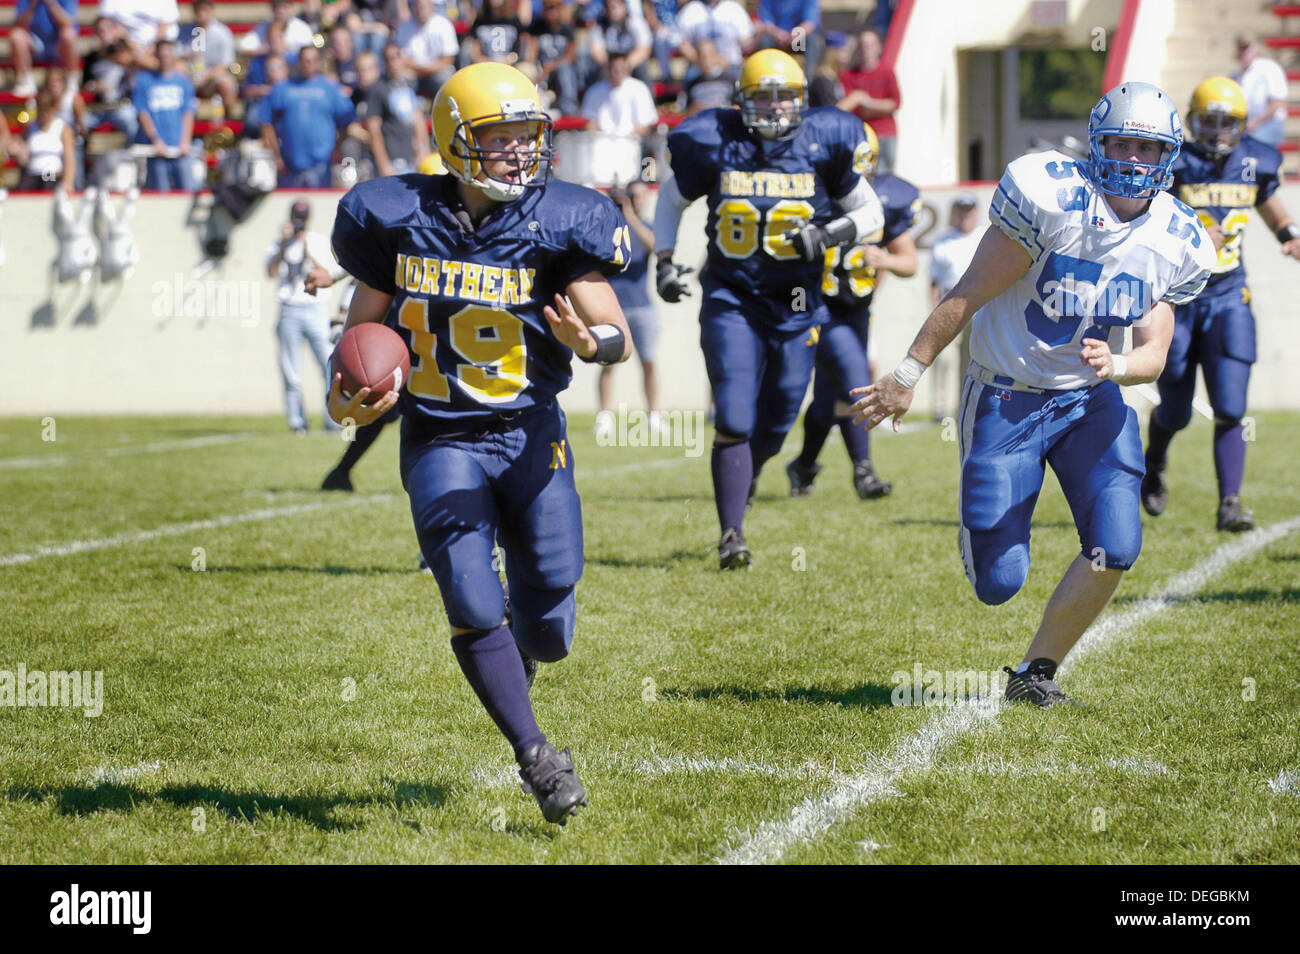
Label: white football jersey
xmin=971 ymin=150 xmax=1216 ymax=390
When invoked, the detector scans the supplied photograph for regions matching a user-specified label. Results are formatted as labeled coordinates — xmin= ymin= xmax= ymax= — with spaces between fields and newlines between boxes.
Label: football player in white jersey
xmin=851 ymin=82 xmax=1217 ymax=706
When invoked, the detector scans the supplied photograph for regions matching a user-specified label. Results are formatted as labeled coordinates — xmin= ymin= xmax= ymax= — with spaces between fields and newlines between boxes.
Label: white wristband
xmin=892 ymin=355 xmax=928 ymax=389
xmin=1110 ymin=352 xmax=1127 ymax=382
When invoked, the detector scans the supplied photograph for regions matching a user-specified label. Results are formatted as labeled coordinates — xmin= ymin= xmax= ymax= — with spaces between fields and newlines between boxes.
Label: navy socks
xmin=450 ymin=625 xmax=544 ymax=761
xmin=712 ymin=441 xmax=752 ymax=531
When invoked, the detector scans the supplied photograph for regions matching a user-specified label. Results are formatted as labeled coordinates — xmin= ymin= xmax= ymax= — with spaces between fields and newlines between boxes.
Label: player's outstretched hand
xmin=850 ymin=376 xmax=913 ymax=432
xmin=655 ymin=259 xmax=694 ymax=303
xmin=1281 ymin=235 xmax=1300 ymax=261
xmin=1080 ymin=337 xmax=1117 ymax=379
xmin=327 ymin=372 xmax=397 ymax=427
xmin=543 ymin=293 xmax=597 ymax=359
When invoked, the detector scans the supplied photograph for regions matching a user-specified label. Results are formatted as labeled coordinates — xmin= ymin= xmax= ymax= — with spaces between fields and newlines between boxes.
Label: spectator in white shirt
xmin=102 ymin=0 xmax=179 ymax=68
xmin=267 ymin=200 xmax=344 ymax=435
xmin=676 ymin=0 xmax=752 ymax=74
xmin=393 ymin=0 xmax=459 ymax=98
xmin=240 ymin=0 xmax=316 ymax=57
xmin=1233 ymin=34 xmax=1288 ymax=148
xmin=581 ymin=51 xmax=657 ymax=137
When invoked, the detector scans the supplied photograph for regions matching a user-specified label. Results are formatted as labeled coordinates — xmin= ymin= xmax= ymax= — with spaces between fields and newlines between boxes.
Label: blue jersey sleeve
xmin=332 ymin=184 xmax=399 ymax=295
xmin=666 ymin=111 xmax=722 ymax=201
xmin=807 ymin=108 xmax=873 ymax=201
xmin=545 ymin=184 xmax=631 ymax=287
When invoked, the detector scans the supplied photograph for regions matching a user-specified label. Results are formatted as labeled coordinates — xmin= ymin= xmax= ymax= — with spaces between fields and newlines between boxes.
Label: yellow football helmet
xmin=853 ymin=122 xmax=879 ymax=178
xmin=432 ymin=63 xmax=553 ymax=201
xmin=1187 ymin=76 xmax=1248 ymax=159
xmin=418 ymin=151 xmax=447 ymax=176
xmin=737 ymin=49 xmax=807 ymax=140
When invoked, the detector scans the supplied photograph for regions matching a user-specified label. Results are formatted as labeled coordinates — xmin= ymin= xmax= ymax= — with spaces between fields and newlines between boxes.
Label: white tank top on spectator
xmin=27 ymin=118 xmax=67 ymax=180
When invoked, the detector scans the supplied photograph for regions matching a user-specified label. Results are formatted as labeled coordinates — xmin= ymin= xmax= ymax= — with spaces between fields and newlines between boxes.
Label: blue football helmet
xmin=1085 ymin=82 xmax=1183 ymax=198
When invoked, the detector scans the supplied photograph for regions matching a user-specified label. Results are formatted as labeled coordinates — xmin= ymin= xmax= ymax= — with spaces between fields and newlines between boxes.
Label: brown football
xmin=332 ymin=323 xmax=410 ymax=405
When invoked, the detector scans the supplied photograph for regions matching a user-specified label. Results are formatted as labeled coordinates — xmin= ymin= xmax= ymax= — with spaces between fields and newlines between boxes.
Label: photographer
xmin=266 ymin=200 xmax=344 ymax=435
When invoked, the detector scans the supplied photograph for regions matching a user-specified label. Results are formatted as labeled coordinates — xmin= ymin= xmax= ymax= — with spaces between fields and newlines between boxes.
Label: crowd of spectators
xmin=0 ymin=0 xmax=894 ymax=192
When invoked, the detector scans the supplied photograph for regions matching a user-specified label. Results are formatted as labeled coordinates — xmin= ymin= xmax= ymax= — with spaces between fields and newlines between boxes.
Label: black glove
xmin=782 ymin=223 xmax=832 ymax=262
xmin=656 ymin=259 xmax=694 ymax=303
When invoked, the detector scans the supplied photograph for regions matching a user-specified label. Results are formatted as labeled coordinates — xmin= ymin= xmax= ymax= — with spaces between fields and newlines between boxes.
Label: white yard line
xmin=1268 ymin=769 xmax=1300 ymax=796
xmin=0 ymin=495 xmax=393 ymax=567
xmin=718 ymin=516 xmax=1300 ymax=865
xmin=0 ymin=433 xmax=260 ymax=470
xmin=0 ymin=454 xmax=686 ymax=567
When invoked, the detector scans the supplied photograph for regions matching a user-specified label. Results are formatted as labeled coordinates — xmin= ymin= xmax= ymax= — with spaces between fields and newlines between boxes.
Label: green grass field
xmin=1 ymin=409 xmax=1297 ymax=864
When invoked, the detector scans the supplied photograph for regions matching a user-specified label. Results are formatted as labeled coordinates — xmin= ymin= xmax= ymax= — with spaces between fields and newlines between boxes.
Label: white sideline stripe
xmin=1268 ymin=769 xmax=1299 ymax=796
xmin=0 ymin=495 xmax=393 ymax=567
xmin=0 ymin=455 xmax=682 ymax=567
xmin=1059 ymin=515 xmax=1300 ymax=674
xmin=718 ymin=516 xmax=1300 ymax=865
xmin=90 ymin=760 xmax=162 ymax=788
xmin=0 ymin=433 xmax=260 ymax=470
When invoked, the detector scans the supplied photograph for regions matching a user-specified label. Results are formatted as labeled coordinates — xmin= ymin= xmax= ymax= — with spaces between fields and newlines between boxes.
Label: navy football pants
xmin=1153 ymin=287 xmax=1255 ymax=430
xmin=399 ymin=405 xmax=582 ymax=662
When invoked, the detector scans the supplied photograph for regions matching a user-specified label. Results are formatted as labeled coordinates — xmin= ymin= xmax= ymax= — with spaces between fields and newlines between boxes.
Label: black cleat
xmin=518 ymin=742 xmax=587 ymax=825
xmin=418 ymin=553 xmax=433 ymax=574
xmin=1216 ymin=495 xmax=1256 ymax=532
xmin=785 ymin=458 xmax=822 ymax=496
xmin=853 ymin=460 xmax=892 ymax=499
xmin=1003 ymin=664 xmax=1082 ymax=708
xmin=718 ymin=527 xmax=752 ymax=570
xmin=321 ymin=468 xmax=353 ymax=492
xmin=1140 ymin=464 xmax=1167 ymax=517
xmin=520 ymin=649 xmax=538 ymax=691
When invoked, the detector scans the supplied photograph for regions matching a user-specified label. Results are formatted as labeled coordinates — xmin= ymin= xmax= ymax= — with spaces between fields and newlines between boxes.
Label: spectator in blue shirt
xmin=755 ymin=0 xmax=821 ymax=71
xmin=10 ymin=0 xmax=81 ymax=96
xmin=134 ymin=40 xmax=198 ymax=192
xmin=264 ymin=45 xmax=356 ymax=188
xmin=642 ymin=0 xmax=679 ymax=82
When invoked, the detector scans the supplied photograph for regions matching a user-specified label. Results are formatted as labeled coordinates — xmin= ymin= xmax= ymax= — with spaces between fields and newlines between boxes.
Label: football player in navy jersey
xmin=328 ymin=63 xmax=632 ymax=825
xmin=1142 ymin=77 xmax=1300 ymax=531
xmin=653 ymin=49 xmax=885 ymax=569
xmin=786 ymin=125 xmax=920 ymax=500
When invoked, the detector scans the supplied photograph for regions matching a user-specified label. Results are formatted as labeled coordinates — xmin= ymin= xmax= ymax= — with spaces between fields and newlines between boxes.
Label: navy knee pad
xmin=508 ymin=584 xmax=576 ymax=663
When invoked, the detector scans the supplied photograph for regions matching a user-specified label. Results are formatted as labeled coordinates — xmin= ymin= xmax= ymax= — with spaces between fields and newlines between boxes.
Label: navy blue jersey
xmin=667 ymin=106 xmax=874 ymax=332
xmin=332 ymin=173 xmax=630 ymax=430
xmin=821 ymin=172 xmax=920 ymax=314
xmin=1169 ymin=136 xmax=1282 ymax=295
